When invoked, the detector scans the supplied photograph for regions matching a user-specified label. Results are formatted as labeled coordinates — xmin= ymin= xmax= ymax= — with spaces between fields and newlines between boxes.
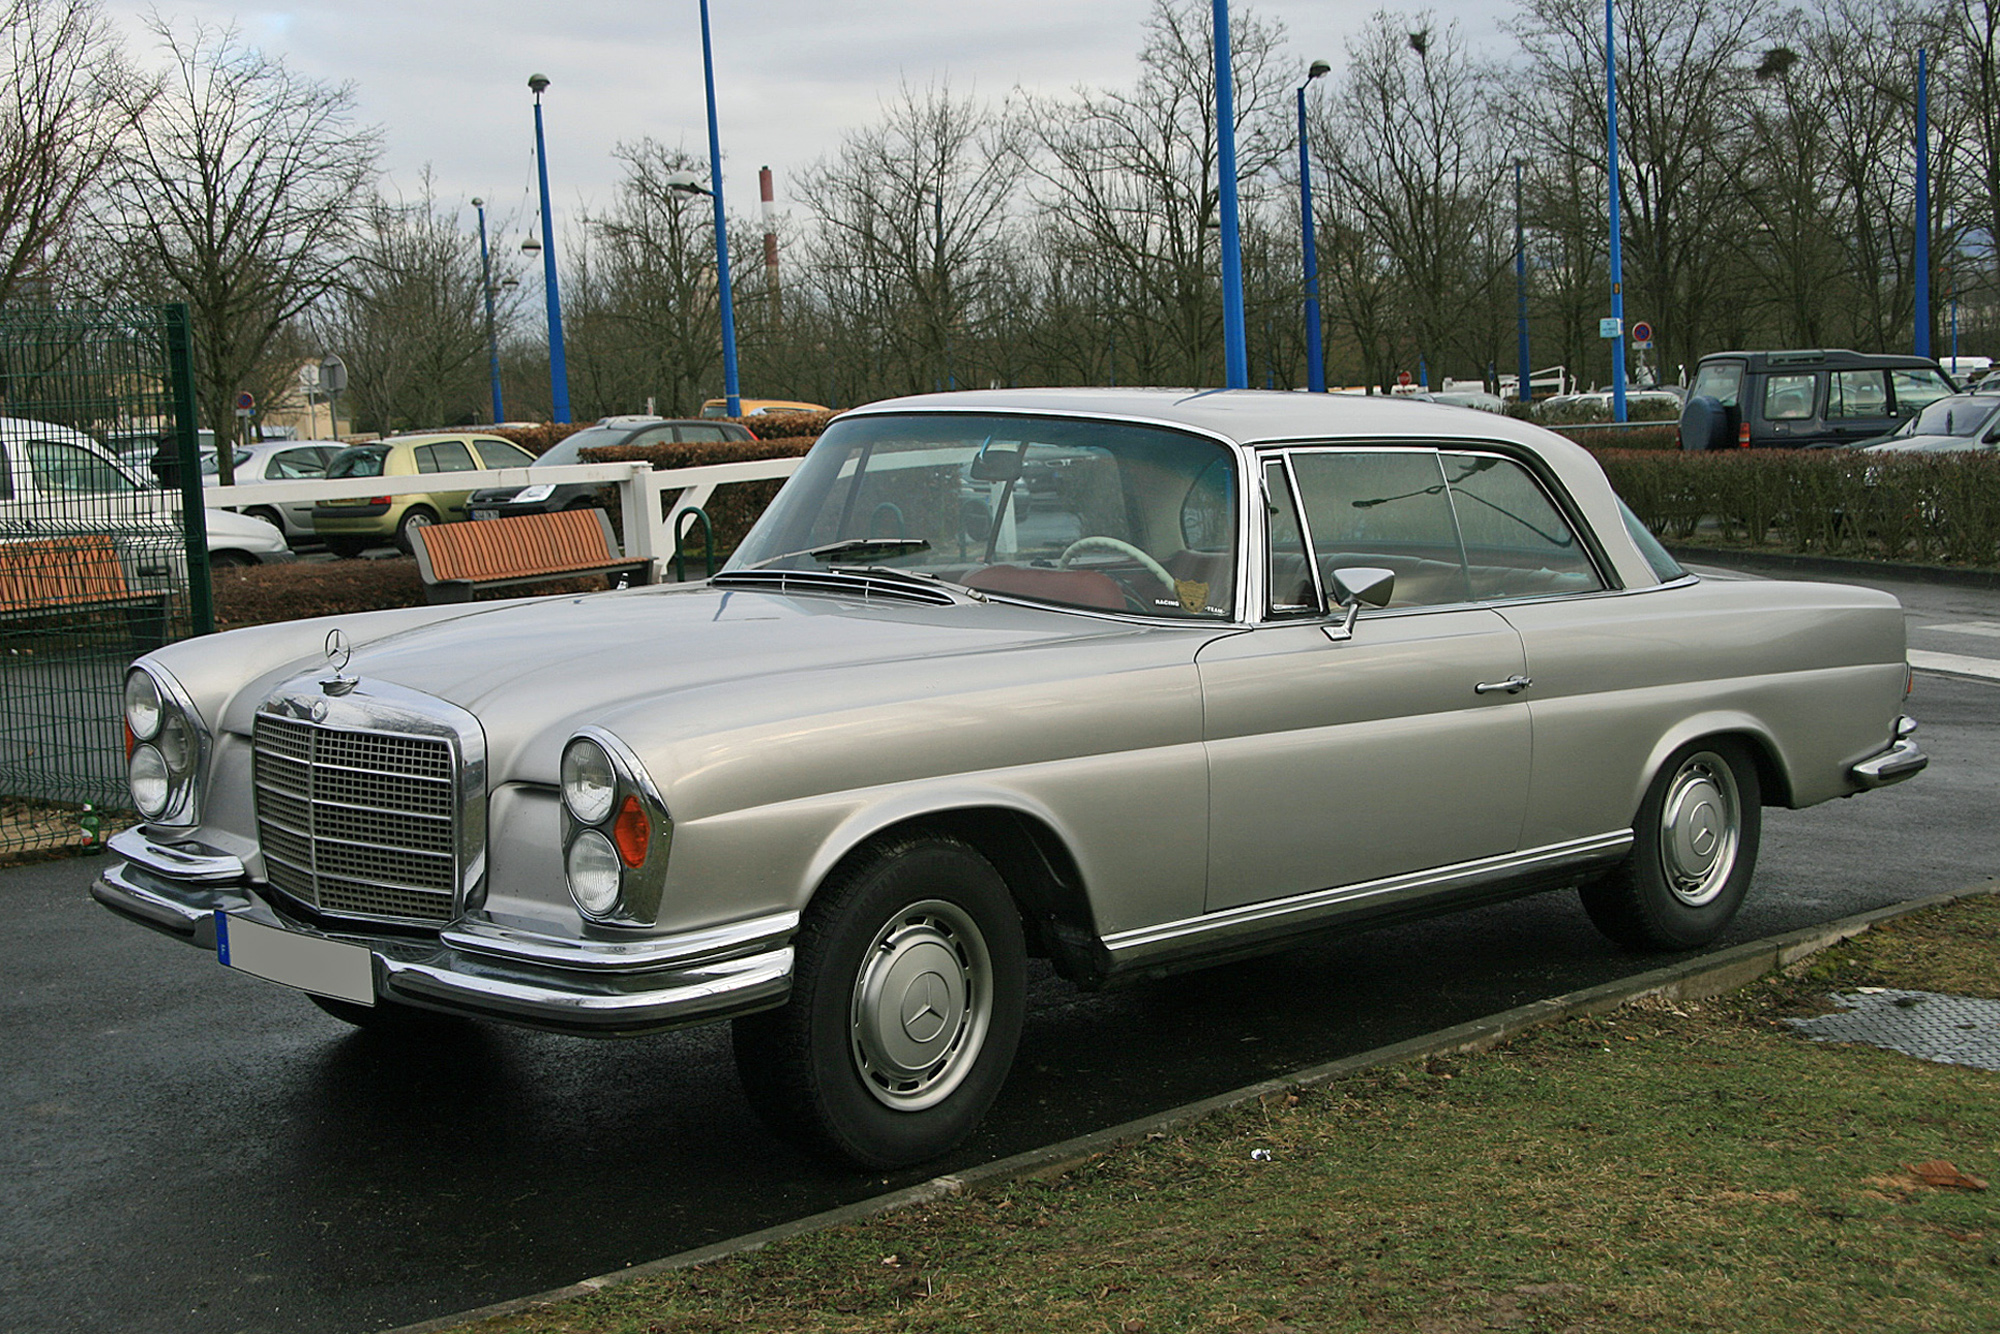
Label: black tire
xmin=1581 ymin=739 xmax=1762 ymax=951
xmin=207 ymin=550 xmax=254 ymax=569
xmin=309 ymin=994 xmax=460 ymax=1037
xmin=1678 ymin=395 xmax=1733 ymax=451
xmin=732 ymin=834 xmax=1027 ymax=1170
xmin=323 ymin=536 xmax=371 ymax=560
xmin=395 ymin=506 xmax=440 ymax=555
xmin=242 ymin=506 xmax=283 ymax=531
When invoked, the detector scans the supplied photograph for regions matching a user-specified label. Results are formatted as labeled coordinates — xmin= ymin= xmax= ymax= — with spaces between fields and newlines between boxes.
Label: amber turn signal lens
xmin=613 ymin=794 xmax=650 ymax=866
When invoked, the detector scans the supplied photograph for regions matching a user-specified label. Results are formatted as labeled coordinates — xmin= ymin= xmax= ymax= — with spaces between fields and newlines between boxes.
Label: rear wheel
xmin=242 ymin=506 xmax=283 ymax=531
xmin=1582 ymin=740 xmax=1761 ymax=951
xmin=395 ymin=506 xmax=440 ymax=554
xmin=733 ymin=834 xmax=1026 ymax=1169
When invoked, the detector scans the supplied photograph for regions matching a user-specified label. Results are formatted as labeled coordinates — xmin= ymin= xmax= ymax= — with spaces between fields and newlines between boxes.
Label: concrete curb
xmin=1668 ymin=544 xmax=2000 ymax=589
xmin=381 ymin=879 xmax=2000 ymax=1334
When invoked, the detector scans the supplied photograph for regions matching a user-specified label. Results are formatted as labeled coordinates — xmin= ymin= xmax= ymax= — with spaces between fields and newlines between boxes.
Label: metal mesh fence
xmin=0 ymin=304 xmax=204 ymax=859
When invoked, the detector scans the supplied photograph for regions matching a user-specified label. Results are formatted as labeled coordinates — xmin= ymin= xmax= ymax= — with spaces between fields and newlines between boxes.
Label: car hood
xmin=230 ymin=580 xmax=1223 ymax=782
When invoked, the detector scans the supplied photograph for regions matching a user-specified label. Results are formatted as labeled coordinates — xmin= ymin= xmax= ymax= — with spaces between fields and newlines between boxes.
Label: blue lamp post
xmin=697 ymin=0 xmax=742 ymax=418
xmin=528 ymin=73 xmax=571 ymax=424
xmin=1605 ymin=0 xmax=1627 ymax=423
xmin=1514 ymin=160 xmax=1532 ymax=406
xmin=1296 ymin=60 xmax=1330 ymax=393
xmin=1915 ymin=48 xmax=1932 ymax=359
xmin=1214 ymin=0 xmax=1248 ymax=389
xmin=472 ymin=197 xmax=504 ymax=424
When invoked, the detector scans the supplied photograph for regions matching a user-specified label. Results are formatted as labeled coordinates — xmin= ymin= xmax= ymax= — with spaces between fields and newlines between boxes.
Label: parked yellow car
xmin=314 ymin=433 xmax=535 ymax=558
xmin=699 ymin=397 xmax=829 ymax=419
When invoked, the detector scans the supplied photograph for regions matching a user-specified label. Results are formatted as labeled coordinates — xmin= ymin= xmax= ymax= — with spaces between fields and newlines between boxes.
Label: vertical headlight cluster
xmin=558 ymin=730 xmax=671 ymax=925
xmin=123 ymin=667 xmax=206 ymax=825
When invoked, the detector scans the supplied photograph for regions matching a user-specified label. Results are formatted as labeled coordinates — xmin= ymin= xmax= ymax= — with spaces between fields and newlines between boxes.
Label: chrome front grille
xmin=254 ymin=712 xmax=459 ymax=923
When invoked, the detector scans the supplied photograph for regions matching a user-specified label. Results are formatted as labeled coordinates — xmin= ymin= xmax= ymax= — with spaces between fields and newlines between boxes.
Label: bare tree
xmin=99 ymin=18 xmax=378 ymax=478
xmin=1023 ymin=0 xmax=1291 ymax=387
xmin=1317 ymin=12 xmax=1505 ymax=387
xmin=0 ymin=0 xmax=144 ymax=306
xmin=561 ymin=139 xmax=731 ymax=418
xmin=795 ymin=81 xmax=1022 ymax=399
xmin=311 ymin=175 xmax=505 ymax=433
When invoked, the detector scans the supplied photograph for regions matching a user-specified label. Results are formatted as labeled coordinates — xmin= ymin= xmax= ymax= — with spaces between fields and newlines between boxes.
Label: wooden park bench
xmin=0 ymin=533 xmax=170 ymax=653
xmin=409 ymin=508 xmax=654 ymax=604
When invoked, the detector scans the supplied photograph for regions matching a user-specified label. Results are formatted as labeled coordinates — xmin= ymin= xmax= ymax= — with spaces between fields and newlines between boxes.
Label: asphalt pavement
xmin=1 ymin=552 xmax=1994 ymax=1334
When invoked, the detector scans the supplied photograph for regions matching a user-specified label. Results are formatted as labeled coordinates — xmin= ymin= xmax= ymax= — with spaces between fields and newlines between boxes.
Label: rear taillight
xmin=1737 ymin=422 xmax=1751 ymax=448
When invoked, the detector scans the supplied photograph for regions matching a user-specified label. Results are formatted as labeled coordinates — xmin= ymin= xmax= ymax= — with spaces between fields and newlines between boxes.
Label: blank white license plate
xmin=215 ymin=912 xmax=374 ymax=1005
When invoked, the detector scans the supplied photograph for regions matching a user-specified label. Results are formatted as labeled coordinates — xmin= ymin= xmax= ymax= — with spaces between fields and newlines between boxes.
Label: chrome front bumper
xmin=91 ymin=829 xmax=795 ymax=1037
xmin=1848 ymin=715 xmax=1928 ymax=791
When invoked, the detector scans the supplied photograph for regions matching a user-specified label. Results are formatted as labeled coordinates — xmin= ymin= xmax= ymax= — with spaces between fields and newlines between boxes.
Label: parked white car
xmin=0 ymin=416 xmax=292 ymax=571
xmin=201 ymin=440 xmax=345 ymax=542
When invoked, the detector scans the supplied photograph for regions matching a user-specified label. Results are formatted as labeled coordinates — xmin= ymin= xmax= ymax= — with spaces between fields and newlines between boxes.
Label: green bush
xmin=1596 ymin=448 xmax=2000 ymax=567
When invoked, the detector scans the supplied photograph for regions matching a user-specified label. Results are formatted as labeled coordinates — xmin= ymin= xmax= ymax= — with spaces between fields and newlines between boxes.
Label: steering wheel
xmin=1058 ymin=536 xmax=1177 ymax=592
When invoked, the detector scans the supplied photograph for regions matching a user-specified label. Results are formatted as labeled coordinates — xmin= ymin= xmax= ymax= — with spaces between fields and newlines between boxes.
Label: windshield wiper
xmin=746 ymin=536 xmax=932 ymax=569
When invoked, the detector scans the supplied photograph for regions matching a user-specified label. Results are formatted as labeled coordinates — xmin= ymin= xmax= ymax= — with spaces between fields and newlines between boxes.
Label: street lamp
xmin=1604 ymin=0 xmax=1628 ymax=423
xmin=693 ymin=0 xmax=742 ymax=417
xmin=472 ymin=197 xmax=504 ymax=423
xmin=1296 ymin=59 xmax=1330 ymax=393
xmin=528 ymin=73 xmax=571 ymax=423
xmin=1514 ymin=160 xmax=1532 ymax=406
xmin=1214 ymin=0 xmax=1248 ymax=389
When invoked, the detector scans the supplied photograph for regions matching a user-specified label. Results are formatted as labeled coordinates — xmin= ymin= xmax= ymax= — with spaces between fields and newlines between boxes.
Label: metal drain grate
xmin=1788 ymin=990 xmax=2000 ymax=1072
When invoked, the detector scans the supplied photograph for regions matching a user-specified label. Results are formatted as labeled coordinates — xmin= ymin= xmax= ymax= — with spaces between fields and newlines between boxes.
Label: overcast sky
xmin=106 ymin=1 xmax=1512 ymax=241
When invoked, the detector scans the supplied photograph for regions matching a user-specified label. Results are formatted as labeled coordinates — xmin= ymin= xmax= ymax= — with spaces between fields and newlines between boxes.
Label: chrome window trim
xmin=254 ymin=676 xmax=487 ymax=923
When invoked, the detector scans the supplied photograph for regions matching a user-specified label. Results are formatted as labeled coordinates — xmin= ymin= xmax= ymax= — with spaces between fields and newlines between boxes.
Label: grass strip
xmin=432 ymin=897 xmax=2000 ymax=1333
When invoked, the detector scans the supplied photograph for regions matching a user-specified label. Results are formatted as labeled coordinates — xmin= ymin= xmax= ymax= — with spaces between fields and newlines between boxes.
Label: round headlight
xmin=157 ymin=713 xmax=194 ymax=774
xmin=129 ymin=745 xmax=171 ymax=818
xmin=566 ymin=830 xmax=623 ymax=916
xmin=125 ymin=671 xmax=162 ymax=742
xmin=561 ymin=737 xmax=618 ymax=825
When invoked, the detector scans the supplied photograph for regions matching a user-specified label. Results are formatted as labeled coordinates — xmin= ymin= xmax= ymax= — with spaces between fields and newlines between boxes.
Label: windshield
xmin=728 ymin=413 xmax=1238 ymax=619
xmin=1908 ymin=398 xmax=2000 ymax=438
xmin=534 ymin=427 xmax=624 ymax=468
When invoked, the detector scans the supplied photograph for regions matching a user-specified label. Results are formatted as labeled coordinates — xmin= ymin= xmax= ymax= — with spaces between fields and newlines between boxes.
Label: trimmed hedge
xmin=1596 ymin=447 xmax=2000 ymax=567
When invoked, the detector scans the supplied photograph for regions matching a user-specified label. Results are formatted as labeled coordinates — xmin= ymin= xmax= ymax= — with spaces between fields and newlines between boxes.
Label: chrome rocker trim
xmin=1848 ymin=716 xmax=1928 ymax=791
xmin=91 ymin=846 xmax=794 ymax=1037
xmin=1100 ymin=831 xmax=1636 ymax=974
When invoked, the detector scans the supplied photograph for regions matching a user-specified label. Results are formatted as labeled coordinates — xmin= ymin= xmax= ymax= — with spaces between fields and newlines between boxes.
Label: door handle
xmin=1474 ymin=674 xmax=1532 ymax=696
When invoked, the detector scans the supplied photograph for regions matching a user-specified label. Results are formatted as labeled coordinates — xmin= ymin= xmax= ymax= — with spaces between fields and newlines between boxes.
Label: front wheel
xmin=1581 ymin=740 xmax=1761 ymax=951
xmin=732 ymin=834 xmax=1026 ymax=1170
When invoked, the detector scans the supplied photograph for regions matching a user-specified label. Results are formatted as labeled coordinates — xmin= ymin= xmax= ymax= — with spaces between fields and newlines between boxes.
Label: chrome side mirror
xmin=1324 ymin=566 xmax=1395 ymax=642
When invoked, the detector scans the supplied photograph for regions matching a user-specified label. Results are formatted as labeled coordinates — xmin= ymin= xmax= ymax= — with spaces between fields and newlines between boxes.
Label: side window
xmin=674 ymin=424 xmax=730 ymax=442
xmin=1263 ymin=460 xmax=1316 ymax=615
xmin=627 ymin=427 xmax=679 ymax=449
xmin=1762 ymin=373 xmax=1817 ymax=421
xmin=1891 ymin=368 xmax=1954 ymax=415
xmin=1288 ymin=450 xmax=1471 ymax=609
xmin=473 ymin=439 xmax=532 ymax=468
xmin=25 ymin=439 xmax=135 ymax=495
xmin=271 ymin=449 xmax=327 ymax=479
xmin=1440 ymin=454 xmax=1603 ymax=599
xmin=419 ymin=441 xmax=477 ymax=472
xmin=1827 ymin=370 xmax=1889 ymax=419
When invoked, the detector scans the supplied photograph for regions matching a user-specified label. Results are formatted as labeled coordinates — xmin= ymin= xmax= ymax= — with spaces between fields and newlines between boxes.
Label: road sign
xmin=319 ymin=354 xmax=347 ymax=394
xmin=1630 ymin=320 xmax=1653 ymax=344
xmin=1397 ymin=370 xmax=1413 ymax=386
xmin=234 ymin=390 xmax=255 ymax=411
xmin=1598 ymin=317 xmax=1623 ymax=339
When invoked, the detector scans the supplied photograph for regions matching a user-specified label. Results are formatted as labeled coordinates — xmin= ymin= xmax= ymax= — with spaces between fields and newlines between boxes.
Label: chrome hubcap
xmin=851 ymin=899 xmax=990 ymax=1111
xmin=1657 ymin=751 xmax=1741 ymax=907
